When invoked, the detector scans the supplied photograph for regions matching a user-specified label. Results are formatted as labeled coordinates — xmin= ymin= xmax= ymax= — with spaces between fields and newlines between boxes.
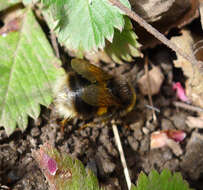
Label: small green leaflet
xmin=105 ymin=17 xmax=142 ymax=64
xmin=41 ymin=0 xmax=131 ymax=55
xmin=132 ymin=169 xmax=193 ymax=190
xmin=0 ymin=9 xmax=64 ymax=135
xmin=22 ymin=0 xmax=34 ymax=5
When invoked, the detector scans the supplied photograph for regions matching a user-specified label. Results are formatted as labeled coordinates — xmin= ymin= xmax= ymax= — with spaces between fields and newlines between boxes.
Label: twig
xmin=0 ymin=184 xmax=10 ymax=190
xmin=173 ymin=101 xmax=203 ymax=113
xmin=144 ymin=56 xmax=157 ymax=121
xmin=108 ymin=0 xmax=199 ymax=67
xmin=112 ymin=122 xmax=131 ymax=190
xmin=145 ymin=104 xmax=160 ymax=113
xmin=50 ymin=30 xmax=60 ymax=58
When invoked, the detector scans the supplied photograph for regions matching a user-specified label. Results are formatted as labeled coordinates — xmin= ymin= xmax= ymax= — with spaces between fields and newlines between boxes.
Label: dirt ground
xmin=1 ymin=22 xmax=203 ymax=190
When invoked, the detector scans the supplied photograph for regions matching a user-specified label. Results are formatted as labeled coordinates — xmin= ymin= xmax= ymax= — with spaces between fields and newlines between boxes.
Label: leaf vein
xmin=23 ymin=34 xmax=52 ymax=94
xmin=0 ymin=32 xmax=24 ymax=123
xmin=16 ymin=58 xmax=37 ymax=117
xmin=20 ymin=48 xmax=47 ymax=105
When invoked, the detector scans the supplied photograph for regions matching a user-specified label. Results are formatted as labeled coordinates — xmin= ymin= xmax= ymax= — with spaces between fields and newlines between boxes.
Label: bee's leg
xmin=79 ymin=114 xmax=112 ymax=131
xmin=59 ymin=118 xmax=69 ymax=132
xmin=124 ymin=124 xmax=131 ymax=130
xmin=79 ymin=119 xmax=109 ymax=131
xmin=79 ymin=122 xmax=96 ymax=131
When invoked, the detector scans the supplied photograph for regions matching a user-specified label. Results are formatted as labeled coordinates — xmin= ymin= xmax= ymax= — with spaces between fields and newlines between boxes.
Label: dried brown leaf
xmin=186 ymin=115 xmax=203 ymax=128
xmin=199 ymin=0 xmax=203 ymax=30
xmin=151 ymin=130 xmax=186 ymax=156
xmin=137 ymin=66 xmax=164 ymax=95
xmin=131 ymin=0 xmax=199 ymax=48
xmin=171 ymin=29 xmax=203 ymax=108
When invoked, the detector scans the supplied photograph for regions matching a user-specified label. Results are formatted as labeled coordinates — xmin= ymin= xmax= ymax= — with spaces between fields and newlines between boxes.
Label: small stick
xmin=108 ymin=0 xmax=199 ymax=67
xmin=145 ymin=104 xmax=160 ymax=113
xmin=112 ymin=122 xmax=131 ymax=190
xmin=50 ymin=30 xmax=60 ymax=58
xmin=144 ymin=56 xmax=157 ymax=121
xmin=173 ymin=101 xmax=203 ymax=113
xmin=0 ymin=185 xmax=10 ymax=190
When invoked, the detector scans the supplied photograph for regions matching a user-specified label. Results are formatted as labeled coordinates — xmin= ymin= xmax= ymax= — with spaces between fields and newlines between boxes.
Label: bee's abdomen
xmin=107 ymin=77 xmax=135 ymax=109
xmin=68 ymin=72 xmax=98 ymax=119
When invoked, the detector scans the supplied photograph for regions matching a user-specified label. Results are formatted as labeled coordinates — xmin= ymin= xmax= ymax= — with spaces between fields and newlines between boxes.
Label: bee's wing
xmin=71 ymin=59 xmax=112 ymax=83
xmin=81 ymin=84 xmax=120 ymax=107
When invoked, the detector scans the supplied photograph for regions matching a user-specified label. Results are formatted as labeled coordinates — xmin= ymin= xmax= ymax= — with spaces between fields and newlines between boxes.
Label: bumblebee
xmin=54 ymin=59 xmax=136 ymax=121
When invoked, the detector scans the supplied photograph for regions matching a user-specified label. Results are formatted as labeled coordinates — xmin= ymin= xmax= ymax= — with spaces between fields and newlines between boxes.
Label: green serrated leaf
xmin=41 ymin=0 xmax=131 ymax=55
xmin=0 ymin=0 xmax=21 ymax=11
xmin=105 ymin=17 xmax=141 ymax=64
xmin=132 ymin=169 xmax=193 ymax=190
xmin=0 ymin=8 xmax=64 ymax=135
xmin=22 ymin=0 xmax=33 ymax=5
xmin=33 ymin=143 xmax=101 ymax=190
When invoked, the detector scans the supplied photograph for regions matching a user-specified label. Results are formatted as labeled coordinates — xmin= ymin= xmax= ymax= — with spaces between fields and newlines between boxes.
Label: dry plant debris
xmin=186 ymin=115 xmax=203 ymax=128
xmin=171 ymin=29 xmax=203 ymax=108
xmin=199 ymin=0 xmax=203 ymax=29
xmin=137 ymin=66 xmax=164 ymax=96
xmin=130 ymin=0 xmax=199 ymax=48
xmin=173 ymin=82 xmax=190 ymax=103
xmin=151 ymin=130 xmax=186 ymax=156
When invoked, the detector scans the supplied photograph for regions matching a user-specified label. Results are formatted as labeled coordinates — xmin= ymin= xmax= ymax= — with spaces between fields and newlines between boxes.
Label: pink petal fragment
xmin=47 ymin=157 xmax=58 ymax=175
xmin=166 ymin=130 xmax=186 ymax=142
xmin=151 ymin=132 xmax=168 ymax=149
xmin=43 ymin=153 xmax=58 ymax=176
xmin=172 ymin=82 xmax=190 ymax=103
xmin=151 ymin=130 xmax=186 ymax=149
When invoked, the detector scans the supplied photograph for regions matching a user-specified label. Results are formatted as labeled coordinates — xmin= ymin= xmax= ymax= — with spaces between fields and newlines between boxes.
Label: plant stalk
xmin=108 ymin=0 xmax=199 ymax=67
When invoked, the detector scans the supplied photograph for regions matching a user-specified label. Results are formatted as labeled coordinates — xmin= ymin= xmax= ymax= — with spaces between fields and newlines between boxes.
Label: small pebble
xmin=142 ymin=127 xmax=149 ymax=135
